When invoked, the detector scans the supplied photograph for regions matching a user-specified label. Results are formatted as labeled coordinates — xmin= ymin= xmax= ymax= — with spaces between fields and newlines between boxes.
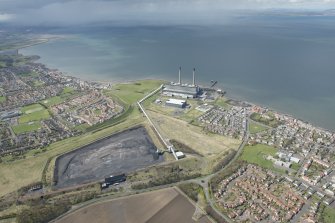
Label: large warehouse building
xmin=162 ymin=67 xmax=200 ymax=98
xmin=165 ymin=98 xmax=186 ymax=108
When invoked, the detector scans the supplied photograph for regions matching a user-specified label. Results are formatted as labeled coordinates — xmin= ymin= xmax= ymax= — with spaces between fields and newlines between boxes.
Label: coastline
xmin=18 ymin=39 xmax=50 ymax=50
xmin=18 ymin=35 xmax=69 ymax=50
xmin=18 ymin=40 xmax=334 ymax=134
xmin=89 ymin=75 xmax=335 ymax=134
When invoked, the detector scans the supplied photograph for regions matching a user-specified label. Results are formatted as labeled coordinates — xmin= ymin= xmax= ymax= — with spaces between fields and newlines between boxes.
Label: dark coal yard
xmin=54 ymin=126 xmax=163 ymax=189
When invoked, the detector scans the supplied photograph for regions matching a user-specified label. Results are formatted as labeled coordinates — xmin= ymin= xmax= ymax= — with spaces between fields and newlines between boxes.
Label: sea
xmin=20 ymin=15 xmax=335 ymax=131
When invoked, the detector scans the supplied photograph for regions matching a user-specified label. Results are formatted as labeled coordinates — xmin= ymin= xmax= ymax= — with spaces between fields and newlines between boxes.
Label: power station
xmin=162 ymin=67 xmax=200 ymax=98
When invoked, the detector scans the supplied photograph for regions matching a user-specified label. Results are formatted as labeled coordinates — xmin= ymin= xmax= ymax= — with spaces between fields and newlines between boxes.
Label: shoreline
xmin=18 ymin=40 xmax=334 ymax=134
xmin=18 ymin=39 xmax=50 ymax=50
xmin=18 ymin=35 xmax=69 ymax=50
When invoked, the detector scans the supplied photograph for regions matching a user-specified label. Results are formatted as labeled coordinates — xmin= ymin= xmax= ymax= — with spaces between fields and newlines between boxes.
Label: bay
xmin=20 ymin=17 xmax=335 ymax=131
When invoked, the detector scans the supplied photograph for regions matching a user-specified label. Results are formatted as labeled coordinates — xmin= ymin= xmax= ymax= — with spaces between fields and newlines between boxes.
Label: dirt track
xmin=54 ymin=126 xmax=163 ymax=189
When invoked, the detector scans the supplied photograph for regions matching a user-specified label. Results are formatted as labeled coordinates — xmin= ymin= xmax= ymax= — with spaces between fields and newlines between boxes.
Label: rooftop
xmin=163 ymin=84 xmax=199 ymax=95
xmin=166 ymin=98 xmax=186 ymax=105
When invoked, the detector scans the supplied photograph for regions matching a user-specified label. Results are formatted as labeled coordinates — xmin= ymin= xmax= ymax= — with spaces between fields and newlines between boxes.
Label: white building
xmin=176 ymin=151 xmax=185 ymax=159
xmin=165 ymin=98 xmax=186 ymax=108
xmin=290 ymin=157 xmax=300 ymax=163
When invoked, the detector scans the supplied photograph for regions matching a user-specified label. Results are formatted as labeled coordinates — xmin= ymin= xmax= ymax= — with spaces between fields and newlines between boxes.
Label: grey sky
xmin=0 ymin=0 xmax=334 ymax=26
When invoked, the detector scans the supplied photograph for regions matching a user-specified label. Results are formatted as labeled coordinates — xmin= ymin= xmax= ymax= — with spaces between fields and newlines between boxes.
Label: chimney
xmin=192 ymin=68 xmax=195 ymax=86
xmin=178 ymin=67 xmax=181 ymax=85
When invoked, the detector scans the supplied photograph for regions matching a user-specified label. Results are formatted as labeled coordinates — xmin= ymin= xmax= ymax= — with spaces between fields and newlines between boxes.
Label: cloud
xmin=0 ymin=13 xmax=14 ymax=22
xmin=0 ymin=0 xmax=334 ymax=26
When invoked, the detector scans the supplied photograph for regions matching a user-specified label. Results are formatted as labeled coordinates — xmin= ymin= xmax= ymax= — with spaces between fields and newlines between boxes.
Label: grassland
xmin=321 ymin=206 xmax=335 ymax=223
xmin=13 ymin=104 xmax=50 ymax=132
xmin=108 ymin=80 xmax=165 ymax=104
xmin=42 ymin=86 xmax=80 ymax=107
xmin=21 ymin=104 xmax=44 ymax=114
xmin=0 ymin=96 xmax=6 ymax=103
xmin=148 ymin=110 xmax=240 ymax=157
xmin=12 ymin=122 xmax=41 ymax=134
xmin=239 ymin=144 xmax=279 ymax=171
xmin=61 ymin=87 xmax=74 ymax=94
xmin=290 ymin=162 xmax=301 ymax=171
xmin=42 ymin=96 xmax=64 ymax=107
xmin=249 ymin=121 xmax=269 ymax=134
xmin=213 ymin=97 xmax=231 ymax=109
xmin=19 ymin=109 xmax=50 ymax=123
xmin=250 ymin=112 xmax=283 ymax=128
xmin=180 ymin=109 xmax=204 ymax=123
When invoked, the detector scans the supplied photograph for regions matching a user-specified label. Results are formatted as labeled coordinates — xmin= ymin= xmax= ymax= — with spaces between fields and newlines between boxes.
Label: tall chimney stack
xmin=178 ymin=67 xmax=181 ymax=85
xmin=192 ymin=68 xmax=195 ymax=86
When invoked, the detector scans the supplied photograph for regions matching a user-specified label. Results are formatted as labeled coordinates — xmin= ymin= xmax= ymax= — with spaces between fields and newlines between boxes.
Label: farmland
xmin=55 ymin=187 xmax=211 ymax=223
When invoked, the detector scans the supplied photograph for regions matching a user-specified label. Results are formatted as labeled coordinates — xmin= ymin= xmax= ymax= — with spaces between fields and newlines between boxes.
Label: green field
xmin=19 ymin=109 xmax=50 ymax=123
xmin=12 ymin=122 xmax=41 ymax=134
xmin=239 ymin=144 xmax=279 ymax=171
xmin=250 ymin=112 xmax=282 ymax=128
xmin=42 ymin=87 xmax=79 ymax=107
xmin=180 ymin=108 xmax=204 ymax=123
xmin=21 ymin=104 xmax=44 ymax=114
xmin=214 ymin=97 xmax=231 ymax=109
xmin=108 ymin=80 xmax=165 ymax=104
xmin=42 ymin=96 xmax=64 ymax=107
xmin=0 ymin=96 xmax=6 ymax=103
xmin=74 ymin=123 xmax=90 ymax=132
xmin=61 ymin=87 xmax=74 ymax=95
xmin=249 ymin=122 xmax=269 ymax=134
xmin=19 ymin=104 xmax=50 ymax=124
xmin=59 ymin=87 xmax=77 ymax=99
xmin=291 ymin=162 xmax=301 ymax=171
xmin=321 ymin=206 xmax=335 ymax=223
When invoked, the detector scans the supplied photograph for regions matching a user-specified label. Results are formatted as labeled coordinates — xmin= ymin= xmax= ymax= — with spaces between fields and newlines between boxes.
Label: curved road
xmin=193 ymin=119 xmax=250 ymax=223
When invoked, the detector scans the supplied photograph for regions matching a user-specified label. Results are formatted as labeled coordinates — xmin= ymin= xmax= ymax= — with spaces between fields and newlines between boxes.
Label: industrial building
xmin=165 ymin=98 xmax=186 ymax=108
xmin=175 ymin=151 xmax=185 ymax=159
xmin=101 ymin=173 xmax=126 ymax=189
xmin=162 ymin=67 xmax=200 ymax=98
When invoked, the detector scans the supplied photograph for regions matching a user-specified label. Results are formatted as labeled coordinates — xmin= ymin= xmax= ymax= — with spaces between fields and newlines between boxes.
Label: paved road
xmin=191 ymin=119 xmax=250 ymax=223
